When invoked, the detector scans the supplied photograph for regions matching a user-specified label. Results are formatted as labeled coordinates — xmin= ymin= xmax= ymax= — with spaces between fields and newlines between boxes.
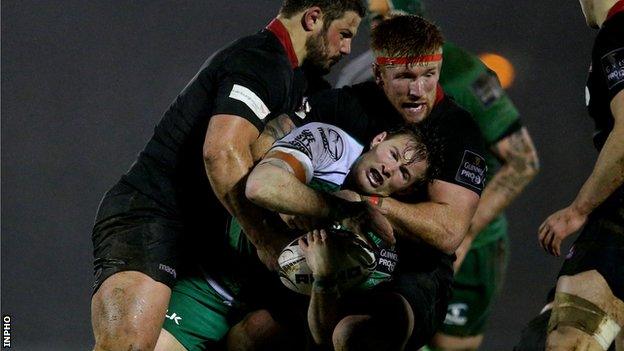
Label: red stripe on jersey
xmin=266 ymin=19 xmax=299 ymax=68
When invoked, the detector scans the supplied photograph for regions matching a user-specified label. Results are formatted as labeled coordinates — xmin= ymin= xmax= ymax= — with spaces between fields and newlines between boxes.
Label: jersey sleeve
xmin=211 ymin=51 xmax=287 ymax=132
xmin=427 ymin=106 xmax=488 ymax=195
xmin=598 ymin=18 xmax=624 ymax=101
xmin=440 ymin=45 xmax=520 ymax=146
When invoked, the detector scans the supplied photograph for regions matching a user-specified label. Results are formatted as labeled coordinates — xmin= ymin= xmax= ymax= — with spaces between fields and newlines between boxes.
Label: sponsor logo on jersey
xmin=376 ymin=248 xmax=398 ymax=274
xmin=318 ymin=127 xmax=345 ymax=161
xmin=229 ymin=84 xmax=270 ymax=119
xmin=471 ymin=70 xmax=504 ymax=108
xmin=601 ymin=47 xmax=624 ymax=90
xmin=166 ymin=311 xmax=182 ymax=325
xmin=455 ymin=150 xmax=486 ymax=191
xmin=159 ymin=263 xmax=177 ymax=279
xmin=287 ymin=128 xmax=316 ymax=159
xmin=444 ymin=303 xmax=469 ymax=326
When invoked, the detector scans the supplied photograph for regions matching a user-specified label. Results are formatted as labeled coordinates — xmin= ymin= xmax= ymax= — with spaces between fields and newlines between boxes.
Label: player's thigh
xmin=436 ymin=237 xmax=508 ymax=341
xmin=162 ymin=275 xmax=235 ymax=351
xmin=155 ymin=329 xmax=190 ymax=351
xmin=91 ymin=270 xmax=172 ymax=349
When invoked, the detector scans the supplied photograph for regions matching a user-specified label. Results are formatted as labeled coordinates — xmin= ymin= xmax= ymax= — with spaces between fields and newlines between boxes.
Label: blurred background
xmin=1 ymin=1 xmax=597 ymax=349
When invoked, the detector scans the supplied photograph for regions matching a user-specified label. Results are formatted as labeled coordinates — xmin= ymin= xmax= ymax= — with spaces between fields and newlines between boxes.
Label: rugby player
xmin=523 ymin=0 xmax=624 ymax=350
xmin=228 ymin=14 xmax=489 ymax=350
xmin=336 ymin=1 xmax=540 ymax=350
xmin=89 ymin=1 xmax=367 ymax=350
xmin=155 ymin=122 xmax=434 ymax=351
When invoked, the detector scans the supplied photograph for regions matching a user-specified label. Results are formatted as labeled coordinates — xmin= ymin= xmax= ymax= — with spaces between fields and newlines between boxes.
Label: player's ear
xmin=370 ymin=131 xmax=388 ymax=148
xmin=373 ymin=63 xmax=383 ymax=86
xmin=302 ymin=7 xmax=323 ymax=32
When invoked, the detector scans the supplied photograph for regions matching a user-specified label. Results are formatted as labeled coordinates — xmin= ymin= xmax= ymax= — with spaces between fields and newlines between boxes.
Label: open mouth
xmin=402 ymin=102 xmax=425 ymax=115
xmin=367 ymin=168 xmax=383 ymax=188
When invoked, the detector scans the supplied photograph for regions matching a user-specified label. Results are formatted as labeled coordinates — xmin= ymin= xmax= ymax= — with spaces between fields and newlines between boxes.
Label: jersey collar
xmin=435 ymin=83 xmax=445 ymax=105
xmin=266 ymin=19 xmax=299 ymax=68
xmin=607 ymin=0 xmax=624 ymax=21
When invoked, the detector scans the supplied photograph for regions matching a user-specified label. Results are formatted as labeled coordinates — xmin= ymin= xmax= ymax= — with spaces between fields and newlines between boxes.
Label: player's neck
xmin=276 ymin=15 xmax=311 ymax=66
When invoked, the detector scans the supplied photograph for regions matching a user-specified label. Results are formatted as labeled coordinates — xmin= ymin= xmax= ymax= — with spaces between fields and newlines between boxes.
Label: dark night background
xmin=1 ymin=1 xmax=597 ymax=349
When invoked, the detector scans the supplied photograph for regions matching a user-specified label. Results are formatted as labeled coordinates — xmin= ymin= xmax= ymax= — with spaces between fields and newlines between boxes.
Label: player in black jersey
xmin=89 ymin=1 xmax=367 ymax=350
xmin=228 ymin=15 xmax=487 ymax=350
xmin=523 ymin=0 xmax=624 ymax=350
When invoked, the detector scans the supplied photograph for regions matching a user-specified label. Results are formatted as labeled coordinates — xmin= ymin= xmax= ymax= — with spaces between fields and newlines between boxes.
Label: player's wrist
xmin=312 ymin=274 xmax=339 ymax=293
xmin=361 ymin=195 xmax=383 ymax=207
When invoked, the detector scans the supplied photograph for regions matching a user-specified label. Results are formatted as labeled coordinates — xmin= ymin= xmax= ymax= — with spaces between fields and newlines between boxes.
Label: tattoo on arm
xmin=489 ymin=127 xmax=539 ymax=196
xmin=264 ymin=114 xmax=296 ymax=140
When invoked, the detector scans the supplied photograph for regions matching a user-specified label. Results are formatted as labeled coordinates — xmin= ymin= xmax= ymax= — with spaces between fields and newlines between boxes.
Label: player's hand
xmin=279 ymin=213 xmax=327 ymax=231
xmin=333 ymin=189 xmax=363 ymax=202
xmin=453 ymin=236 xmax=473 ymax=273
xmin=538 ymin=206 xmax=587 ymax=256
xmin=341 ymin=202 xmax=394 ymax=246
xmin=299 ymin=229 xmax=336 ymax=279
xmin=256 ymin=232 xmax=292 ymax=271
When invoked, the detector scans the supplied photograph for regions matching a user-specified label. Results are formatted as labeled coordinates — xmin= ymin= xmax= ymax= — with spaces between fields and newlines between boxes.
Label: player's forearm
xmin=468 ymin=160 xmax=538 ymax=239
xmin=307 ymin=283 xmax=341 ymax=346
xmin=246 ymin=163 xmax=332 ymax=218
xmin=204 ymin=145 xmax=287 ymax=254
xmin=571 ymin=124 xmax=624 ymax=215
xmin=380 ymin=199 xmax=466 ymax=254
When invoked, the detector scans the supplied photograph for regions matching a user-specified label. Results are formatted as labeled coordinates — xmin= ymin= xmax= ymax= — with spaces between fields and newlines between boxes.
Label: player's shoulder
xmin=210 ymin=30 xmax=291 ymax=77
xmin=428 ymin=97 xmax=485 ymax=141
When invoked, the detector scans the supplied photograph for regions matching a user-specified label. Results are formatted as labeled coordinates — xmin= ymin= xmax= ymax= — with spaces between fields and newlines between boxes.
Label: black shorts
xmin=393 ymin=263 xmax=454 ymax=349
xmin=92 ymin=182 xmax=184 ymax=293
xmin=558 ymin=191 xmax=624 ymax=300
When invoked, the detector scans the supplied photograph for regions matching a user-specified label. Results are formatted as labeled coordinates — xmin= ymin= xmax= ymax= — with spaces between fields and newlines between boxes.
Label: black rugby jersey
xmin=301 ymin=81 xmax=488 ymax=270
xmin=118 ymin=20 xmax=308 ymax=219
xmin=586 ymin=7 xmax=624 ymax=151
xmin=586 ymin=4 xmax=624 ymax=206
xmin=303 ymin=81 xmax=487 ymax=196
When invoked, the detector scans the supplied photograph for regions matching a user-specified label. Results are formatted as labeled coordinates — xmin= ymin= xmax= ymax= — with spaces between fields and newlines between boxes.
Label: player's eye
xmin=400 ymin=167 xmax=410 ymax=181
xmin=391 ymin=149 xmax=399 ymax=161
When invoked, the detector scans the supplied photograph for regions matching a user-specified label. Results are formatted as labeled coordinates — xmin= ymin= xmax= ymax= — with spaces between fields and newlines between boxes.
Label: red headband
xmin=375 ymin=54 xmax=442 ymax=65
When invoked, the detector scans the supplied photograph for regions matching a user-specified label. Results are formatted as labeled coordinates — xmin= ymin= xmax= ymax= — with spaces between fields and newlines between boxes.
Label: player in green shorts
xmin=336 ymin=1 xmax=540 ymax=349
xmin=155 ymin=123 xmax=433 ymax=351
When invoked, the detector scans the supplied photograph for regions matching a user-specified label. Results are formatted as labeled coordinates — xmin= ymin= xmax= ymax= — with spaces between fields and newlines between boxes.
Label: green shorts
xmin=162 ymin=272 xmax=241 ymax=351
xmin=438 ymin=235 xmax=509 ymax=337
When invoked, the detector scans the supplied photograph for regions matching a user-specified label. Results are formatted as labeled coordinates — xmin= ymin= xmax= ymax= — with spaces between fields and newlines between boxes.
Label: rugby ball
xmin=277 ymin=232 xmax=376 ymax=295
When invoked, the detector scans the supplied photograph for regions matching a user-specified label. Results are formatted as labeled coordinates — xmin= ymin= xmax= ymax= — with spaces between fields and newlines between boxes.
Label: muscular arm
xmin=245 ymin=158 xmax=336 ymax=218
xmin=379 ymin=180 xmax=480 ymax=254
xmin=469 ymin=127 xmax=539 ymax=239
xmin=203 ymin=114 xmax=294 ymax=269
xmin=539 ymin=91 xmax=624 ymax=256
xmin=570 ymin=91 xmax=624 ymax=215
xmin=452 ymin=127 xmax=538 ymax=269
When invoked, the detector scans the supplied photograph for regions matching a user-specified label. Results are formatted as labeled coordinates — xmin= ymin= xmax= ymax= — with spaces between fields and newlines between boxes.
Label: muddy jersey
xmin=115 ymin=19 xmax=308 ymax=228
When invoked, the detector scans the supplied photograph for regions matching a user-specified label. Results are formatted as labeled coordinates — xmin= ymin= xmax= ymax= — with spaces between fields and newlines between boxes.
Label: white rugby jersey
xmin=271 ymin=122 xmax=364 ymax=187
